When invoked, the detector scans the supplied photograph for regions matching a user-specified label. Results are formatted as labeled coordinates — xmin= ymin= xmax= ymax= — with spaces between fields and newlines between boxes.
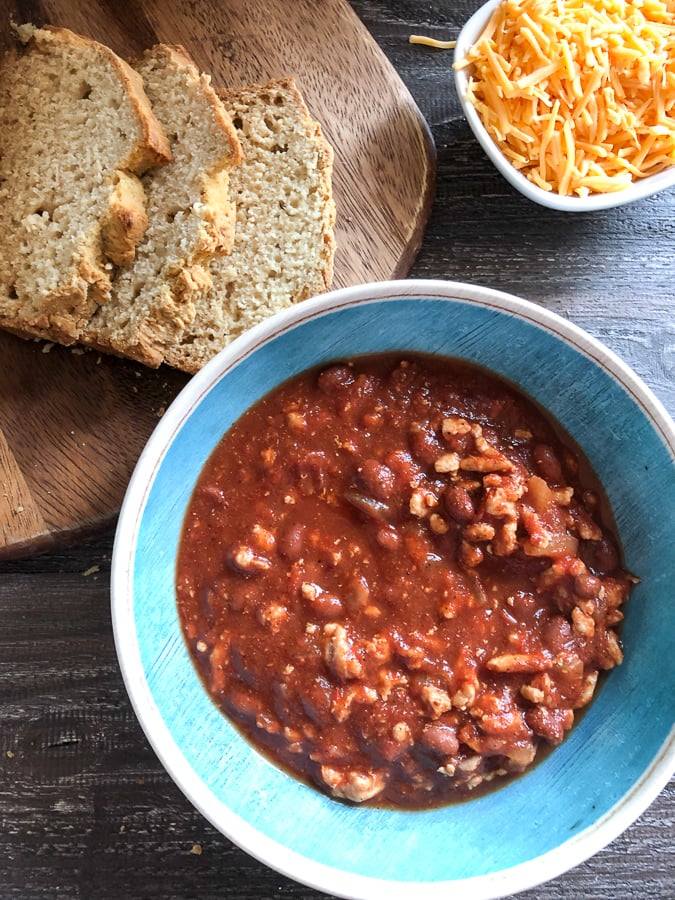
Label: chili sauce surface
xmin=176 ymin=354 xmax=633 ymax=808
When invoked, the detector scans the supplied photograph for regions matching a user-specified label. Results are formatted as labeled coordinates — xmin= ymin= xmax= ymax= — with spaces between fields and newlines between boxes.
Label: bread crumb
xmin=42 ymin=342 xmax=55 ymax=353
xmin=6 ymin=750 xmax=14 ymax=758
xmin=190 ymin=843 xmax=202 ymax=855
xmin=82 ymin=565 xmax=100 ymax=577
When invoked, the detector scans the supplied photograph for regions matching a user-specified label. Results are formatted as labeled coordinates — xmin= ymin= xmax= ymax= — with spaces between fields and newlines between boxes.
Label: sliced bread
xmin=0 ymin=25 xmax=172 ymax=343
xmin=81 ymin=44 xmax=243 ymax=367
xmin=163 ymin=78 xmax=336 ymax=373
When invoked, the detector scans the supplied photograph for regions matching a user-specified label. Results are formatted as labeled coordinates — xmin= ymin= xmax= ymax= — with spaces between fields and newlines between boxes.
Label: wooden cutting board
xmin=0 ymin=0 xmax=435 ymax=559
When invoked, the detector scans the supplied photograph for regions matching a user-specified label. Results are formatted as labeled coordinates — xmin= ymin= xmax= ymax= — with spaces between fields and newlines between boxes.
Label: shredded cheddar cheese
xmin=454 ymin=0 xmax=675 ymax=196
xmin=410 ymin=35 xmax=457 ymax=49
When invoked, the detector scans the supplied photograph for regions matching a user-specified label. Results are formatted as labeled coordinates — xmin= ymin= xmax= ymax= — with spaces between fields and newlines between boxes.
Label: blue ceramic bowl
xmin=112 ymin=280 xmax=675 ymax=900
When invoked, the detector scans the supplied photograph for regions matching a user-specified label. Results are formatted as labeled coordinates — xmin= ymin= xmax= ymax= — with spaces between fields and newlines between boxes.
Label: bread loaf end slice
xmin=0 ymin=25 xmax=172 ymax=343
xmin=164 ymin=78 xmax=336 ymax=374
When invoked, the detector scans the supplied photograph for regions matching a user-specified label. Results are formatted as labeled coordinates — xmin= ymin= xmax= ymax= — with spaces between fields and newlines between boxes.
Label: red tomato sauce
xmin=176 ymin=354 xmax=634 ymax=808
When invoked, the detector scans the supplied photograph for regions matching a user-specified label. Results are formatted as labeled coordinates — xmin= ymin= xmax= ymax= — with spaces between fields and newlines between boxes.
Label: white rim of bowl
xmin=453 ymin=0 xmax=675 ymax=212
xmin=112 ymin=279 xmax=675 ymax=900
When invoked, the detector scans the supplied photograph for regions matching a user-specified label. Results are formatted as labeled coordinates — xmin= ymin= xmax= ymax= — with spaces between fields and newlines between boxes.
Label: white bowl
xmin=111 ymin=279 xmax=675 ymax=900
xmin=453 ymin=0 xmax=675 ymax=212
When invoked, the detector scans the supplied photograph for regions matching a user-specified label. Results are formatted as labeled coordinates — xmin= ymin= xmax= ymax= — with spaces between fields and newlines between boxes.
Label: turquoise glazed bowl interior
xmin=112 ymin=280 xmax=675 ymax=900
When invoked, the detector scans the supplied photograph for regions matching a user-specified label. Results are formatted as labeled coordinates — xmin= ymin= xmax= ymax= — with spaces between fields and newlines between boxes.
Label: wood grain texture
xmin=0 ymin=0 xmax=435 ymax=559
xmin=0 ymin=2 xmax=673 ymax=899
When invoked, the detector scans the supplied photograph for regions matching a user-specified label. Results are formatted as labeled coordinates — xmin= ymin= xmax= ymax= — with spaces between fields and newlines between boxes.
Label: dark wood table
xmin=1 ymin=1 xmax=673 ymax=897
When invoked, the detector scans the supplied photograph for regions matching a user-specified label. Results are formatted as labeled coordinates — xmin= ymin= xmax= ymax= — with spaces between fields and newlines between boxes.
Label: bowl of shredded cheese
xmin=453 ymin=0 xmax=675 ymax=211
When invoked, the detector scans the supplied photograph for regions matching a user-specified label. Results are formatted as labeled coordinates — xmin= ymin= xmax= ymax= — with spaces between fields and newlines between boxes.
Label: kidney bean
xmin=443 ymin=484 xmax=475 ymax=523
xmin=544 ymin=615 xmax=575 ymax=653
xmin=199 ymin=484 xmax=227 ymax=506
xmin=525 ymin=706 xmax=574 ymax=744
xmin=573 ymin=572 xmax=602 ymax=598
xmin=199 ymin=584 xmax=217 ymax=621
xmin=278 ymin=522 xmax=306 ymax=561
xmin=301 ymin=582 xmax=345 ymax=618
xmin=376 ymin=524 xmax=400 ymax=551
xmin=299 ymin=679 xmax=334 ymax=725
xmin=272 ymin=680 xmax=297 ymax=726
xmin=354 ymin=458 xmax=397 ymax=501
xmin=317 ymin=364 xmax=354 ymax=394
xmin=375 ymin=734 xmax=411 ymax=763
xmin=345 ymin=574 xmax=370 ymax=610
xmin=409 ymin=423 xmax=445 ymax=466
xmin=225 ymin=686 xmax=260 ymax=722
xmin=590 ymin=536 xmax=620 ymax=573
xmin=533 ymin=443 xmax=563 ymax=483
xmin=421 ymin=723 xmax=460 ymax=757
xmin=230 ymin=643 xmax=257 ymax=687
xmin=383 ymin=449 xmax=424 ymax=487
